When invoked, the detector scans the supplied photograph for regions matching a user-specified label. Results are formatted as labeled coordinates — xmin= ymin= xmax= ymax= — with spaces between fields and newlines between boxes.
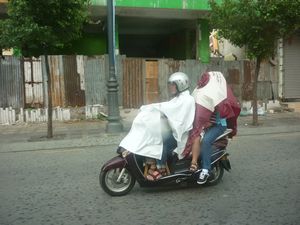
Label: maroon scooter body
xmin=101 ymin=156 xmax=127 ymax=172
xmin=99 ymin=129 xmax=233 ymax=195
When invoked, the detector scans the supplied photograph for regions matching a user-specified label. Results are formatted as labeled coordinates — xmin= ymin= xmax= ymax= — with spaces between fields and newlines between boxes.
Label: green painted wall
xmin=91 ymin=0 xmax=222 ymax=10
xmin=8 ymin=0 xmax=218 ymax=57
xmin=115 ymin=18 xmax=119 ymax=52
xmin=90 ymin=0 xmax=106 ymax=5
xmin=116 ymin=0 xmax=210 ymax=9
xmin=19 ymin=1 xmax=214 ymax=57
xmin=198 ymin=19 xmax=210 ymax=63
xmin=89 ymin=0 xmax=217 ymax=60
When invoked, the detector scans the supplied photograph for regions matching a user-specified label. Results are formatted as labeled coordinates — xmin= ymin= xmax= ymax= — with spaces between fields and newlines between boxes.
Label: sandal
xmin=189 ymin=162 xmax=198 ymax=172
xmin=159 ymin=168 xmax=168 ymax=177
xmin=144 ymin=158 xmax=164 ymax=181
xmin=146 ymin=169 xmax=162 ymax=181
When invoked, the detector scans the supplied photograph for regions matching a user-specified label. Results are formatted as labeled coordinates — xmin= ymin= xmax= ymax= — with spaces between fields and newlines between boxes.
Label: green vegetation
xmin=210 ymin=0 xmax=300 ymax=125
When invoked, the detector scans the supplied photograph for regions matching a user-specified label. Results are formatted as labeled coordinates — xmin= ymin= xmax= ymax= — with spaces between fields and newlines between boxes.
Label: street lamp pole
xmin=106 ymin=0 xmax=123 ymax=132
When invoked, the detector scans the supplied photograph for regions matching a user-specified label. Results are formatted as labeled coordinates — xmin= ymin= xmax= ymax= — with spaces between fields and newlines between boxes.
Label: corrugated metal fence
xmin=0 ymin=55 xmax=278 ymax=110
xmin=47 ymin=55 xmax=85 ymax=107
xmin=157 ymin=58 xmax=245 ymax=102
xmin=84 ymin=55 xmax=107 ymax=106
xmin=48 ymin=55 xmax=64 ymax=107
xmin=122 ymin=58 xmax=144 ymax=108
xmin=0 ymin=57 xmax=24 ymax=109
xmin=63 ymin=55 xmax=85 ymax=106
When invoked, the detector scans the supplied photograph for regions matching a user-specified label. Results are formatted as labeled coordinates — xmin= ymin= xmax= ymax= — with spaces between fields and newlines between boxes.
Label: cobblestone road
xmin=1 ymin=130 xmax=299 ymax=225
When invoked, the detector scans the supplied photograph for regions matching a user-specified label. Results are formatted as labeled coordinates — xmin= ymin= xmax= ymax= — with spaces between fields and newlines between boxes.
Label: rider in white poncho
xmin=119 ymin=72 xmax=195 ymax=164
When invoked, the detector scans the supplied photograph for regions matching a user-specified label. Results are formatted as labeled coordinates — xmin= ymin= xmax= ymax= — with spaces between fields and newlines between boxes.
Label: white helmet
xmin=168 ymin=72 xmax=189 ymax=92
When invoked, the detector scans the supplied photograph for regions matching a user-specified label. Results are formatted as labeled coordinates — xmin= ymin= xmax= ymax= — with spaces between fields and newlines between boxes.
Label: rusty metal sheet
xmin=241 ymin=60 xmax=278 ymax=101
xmin=178 ymin=59 xmax=204 ymax=88
xmin=145 ymin=60 xmax=159 ymax=104
xmin=63 ymin=55 xmax=85 ymax=107
xmin=122 ymin=58 xmax=144 ymax=108
xmin=115 ymin=55 xmax=124 ymax=106
xmin=241 ymin=60 xmax=253 ymax=101
xmin=48 ymin=55 xmax=65 ymax=107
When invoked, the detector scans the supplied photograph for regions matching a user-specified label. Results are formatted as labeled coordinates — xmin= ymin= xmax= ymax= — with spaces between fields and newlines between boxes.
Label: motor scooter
xmin=99 ymin=129 xmax=232 ymax=196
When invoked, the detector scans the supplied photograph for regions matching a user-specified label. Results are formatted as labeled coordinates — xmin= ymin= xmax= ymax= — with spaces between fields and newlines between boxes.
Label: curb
xmin=0 ymin=133 xmax=127 ymax=153
xmin=237 ymin=124 xmax=300 ymax=136
xmin=1 ymin=124 xmax=300 ymax=153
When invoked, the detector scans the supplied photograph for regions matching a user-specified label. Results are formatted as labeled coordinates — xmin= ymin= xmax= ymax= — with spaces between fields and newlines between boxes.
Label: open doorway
xmin=118 ymin=17 xmax=196 ymax=59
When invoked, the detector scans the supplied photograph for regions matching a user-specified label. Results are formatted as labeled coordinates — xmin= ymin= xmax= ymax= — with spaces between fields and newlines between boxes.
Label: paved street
xmin=1 ymin=113 xmax=300 ymax=225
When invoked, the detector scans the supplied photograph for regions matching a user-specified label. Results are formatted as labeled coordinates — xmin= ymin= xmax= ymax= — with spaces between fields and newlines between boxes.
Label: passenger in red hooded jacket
xmin=183 ymin=71 xmax=240 ymax=184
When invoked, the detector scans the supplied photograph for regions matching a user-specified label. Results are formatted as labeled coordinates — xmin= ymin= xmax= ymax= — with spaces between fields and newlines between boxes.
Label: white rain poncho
xmin=192 ymin=71 xmax=227 ymax=110
xmin=119 ymin=90 xmax=195 ymax=160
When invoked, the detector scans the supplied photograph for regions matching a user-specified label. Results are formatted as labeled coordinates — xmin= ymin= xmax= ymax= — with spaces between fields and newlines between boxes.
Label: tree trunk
xmin=45 ymin=54 xmax=53 ymax=138
xmin=252 ymin=57 xmax=261 ymax=126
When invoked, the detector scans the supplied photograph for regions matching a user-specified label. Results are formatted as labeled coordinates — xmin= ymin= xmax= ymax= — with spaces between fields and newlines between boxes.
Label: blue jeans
xmin=157 ymin=130 xmax=177 ymax=168
xmin=201 ymin=124 xmax=227 ymax=171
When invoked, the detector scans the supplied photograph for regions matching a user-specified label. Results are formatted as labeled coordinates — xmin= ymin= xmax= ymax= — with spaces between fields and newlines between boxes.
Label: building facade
xmin=1 ymin=0 xmax=299 ymax=103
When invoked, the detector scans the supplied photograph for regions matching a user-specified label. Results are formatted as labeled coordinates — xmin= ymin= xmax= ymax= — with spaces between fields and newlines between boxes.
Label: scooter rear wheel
xmin=100 ymin=167 xmax=136 ymax=196
xmin=206 ymin=162 xmax=224 ymax=186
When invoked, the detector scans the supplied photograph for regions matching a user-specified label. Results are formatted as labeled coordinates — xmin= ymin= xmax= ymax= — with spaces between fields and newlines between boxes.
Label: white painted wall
xmin=0 ymin=107 xmax=71 ymax=125
xmin=0 ymin=105 xmax=106 ymax=125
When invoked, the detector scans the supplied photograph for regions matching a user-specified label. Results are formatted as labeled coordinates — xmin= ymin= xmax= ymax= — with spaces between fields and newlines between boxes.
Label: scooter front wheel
xmin=99 ymin=167 xmax=136 ymax=196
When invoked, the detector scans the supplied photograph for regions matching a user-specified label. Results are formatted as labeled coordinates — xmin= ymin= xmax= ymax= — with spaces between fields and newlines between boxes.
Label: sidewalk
xmin=0 ymin=111 xmax=299 ymax=153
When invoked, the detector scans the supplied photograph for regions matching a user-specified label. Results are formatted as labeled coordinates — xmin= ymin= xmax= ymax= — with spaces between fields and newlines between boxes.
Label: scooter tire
xmin=205 ymin=162 xmax=224 ymax=186
xmin=99 ymin=167 xmax=136 ymax=196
